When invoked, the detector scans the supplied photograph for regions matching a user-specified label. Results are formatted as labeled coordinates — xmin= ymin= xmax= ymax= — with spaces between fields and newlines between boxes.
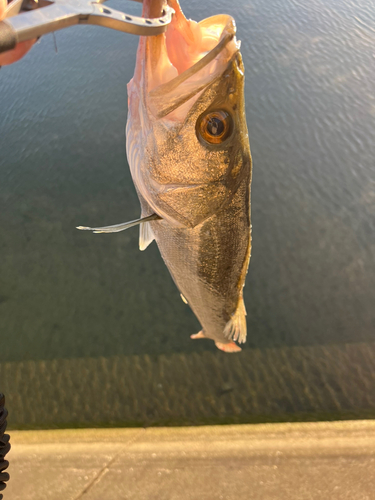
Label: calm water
xmin=0 ymin=0 xmax=374 ymax=426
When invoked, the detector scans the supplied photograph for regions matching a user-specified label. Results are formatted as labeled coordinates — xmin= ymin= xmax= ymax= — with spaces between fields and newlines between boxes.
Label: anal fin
xmin=190 ymin=331 xmax=205 ymax=339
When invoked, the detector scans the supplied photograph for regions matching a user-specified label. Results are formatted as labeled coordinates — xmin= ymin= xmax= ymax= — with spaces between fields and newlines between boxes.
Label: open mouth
xmin=137 ymin=0 xmax=240 ymax=119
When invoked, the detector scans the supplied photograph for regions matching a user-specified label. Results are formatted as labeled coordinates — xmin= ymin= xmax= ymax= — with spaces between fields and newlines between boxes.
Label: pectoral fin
xmin=76 ymin=214 xmax=161 ymax=234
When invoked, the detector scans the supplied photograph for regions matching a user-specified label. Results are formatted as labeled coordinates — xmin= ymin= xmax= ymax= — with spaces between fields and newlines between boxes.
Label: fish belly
xmin=149 ymin=176 xmax=251 ymax=345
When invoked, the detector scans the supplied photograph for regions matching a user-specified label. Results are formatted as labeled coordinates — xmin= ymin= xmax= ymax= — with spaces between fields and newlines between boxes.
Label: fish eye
xmin=196 ymin=110 xmax=233 ymax=145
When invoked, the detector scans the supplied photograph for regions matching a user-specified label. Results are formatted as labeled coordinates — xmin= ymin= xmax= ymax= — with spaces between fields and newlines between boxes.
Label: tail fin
xmin=215 ymin=341 xmax=242 ymax=353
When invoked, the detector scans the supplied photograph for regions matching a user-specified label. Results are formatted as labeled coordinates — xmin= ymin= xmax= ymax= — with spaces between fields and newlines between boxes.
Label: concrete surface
xmin=5 ymin=420 xmax=375 ymax=500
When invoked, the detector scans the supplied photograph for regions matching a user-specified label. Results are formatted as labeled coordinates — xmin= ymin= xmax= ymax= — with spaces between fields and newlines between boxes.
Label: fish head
xmin=127 ymin=0 xmax=251 ymax=227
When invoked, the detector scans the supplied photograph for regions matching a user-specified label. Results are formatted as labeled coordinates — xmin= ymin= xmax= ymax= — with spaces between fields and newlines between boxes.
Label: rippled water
xmin=0 ymin=0 xmax=374 ymax=425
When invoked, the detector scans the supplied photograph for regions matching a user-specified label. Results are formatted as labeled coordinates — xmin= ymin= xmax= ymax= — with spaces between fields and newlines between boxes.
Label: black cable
xmin=0 ymin=394 xmax=10 ymax=500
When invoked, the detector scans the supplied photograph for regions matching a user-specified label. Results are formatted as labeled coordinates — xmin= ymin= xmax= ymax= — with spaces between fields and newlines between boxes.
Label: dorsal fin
xmin=223 ymin=295 xmax=247 ymax=344
xmin=76 ymin=214 xmax=161 ymax=234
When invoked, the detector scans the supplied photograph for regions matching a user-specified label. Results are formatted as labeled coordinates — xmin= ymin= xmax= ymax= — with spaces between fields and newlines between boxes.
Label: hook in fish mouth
xmin=134 ymin=0 xmax=240 ymax=120
xmin=149 ymin=28 xmax=237 ymax=119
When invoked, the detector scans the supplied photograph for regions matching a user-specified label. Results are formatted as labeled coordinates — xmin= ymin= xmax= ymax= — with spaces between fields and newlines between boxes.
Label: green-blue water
xmin=0 ymin=0 xmax=374 ymax=427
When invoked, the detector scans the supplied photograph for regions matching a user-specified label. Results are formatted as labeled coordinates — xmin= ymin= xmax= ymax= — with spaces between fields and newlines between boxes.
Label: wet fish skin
xmin=127 ymin=1 xmax=252 ymax=351
xmin=149 ymin=56 xmax=251 ymax=348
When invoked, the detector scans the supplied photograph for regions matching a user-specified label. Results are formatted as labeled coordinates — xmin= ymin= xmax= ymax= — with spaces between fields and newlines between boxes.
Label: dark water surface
xmin=0 ymin=0 xmax=374 ymax=426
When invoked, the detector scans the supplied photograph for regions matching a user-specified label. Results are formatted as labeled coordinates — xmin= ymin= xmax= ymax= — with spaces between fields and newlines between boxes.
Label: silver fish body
xmin=126 ymin=2 xmax=252 ymax=352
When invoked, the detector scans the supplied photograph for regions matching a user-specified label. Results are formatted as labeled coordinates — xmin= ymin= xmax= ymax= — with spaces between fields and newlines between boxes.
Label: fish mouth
xmin=136 ymin=0 xmax=240 ymax=120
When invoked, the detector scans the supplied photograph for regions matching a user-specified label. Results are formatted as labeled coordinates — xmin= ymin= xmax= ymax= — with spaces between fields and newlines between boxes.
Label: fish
xmin=78 ymin=0 xmax=252 ymax=353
